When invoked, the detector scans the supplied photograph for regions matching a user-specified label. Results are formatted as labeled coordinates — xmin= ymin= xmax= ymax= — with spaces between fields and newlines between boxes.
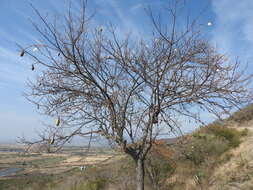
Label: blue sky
xmin=0 ymin=0 xmax=253 ymax=143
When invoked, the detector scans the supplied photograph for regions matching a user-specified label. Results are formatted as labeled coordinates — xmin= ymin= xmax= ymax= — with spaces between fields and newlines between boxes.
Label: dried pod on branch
xmin=55 ymin=116 xmax=60 ymax=126
xmin=20 ymin=49 xmax=25 ymax=57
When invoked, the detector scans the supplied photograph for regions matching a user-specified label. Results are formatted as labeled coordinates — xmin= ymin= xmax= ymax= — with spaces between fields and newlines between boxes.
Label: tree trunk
xmin=136 ymin=158 xmax=145 ymax=190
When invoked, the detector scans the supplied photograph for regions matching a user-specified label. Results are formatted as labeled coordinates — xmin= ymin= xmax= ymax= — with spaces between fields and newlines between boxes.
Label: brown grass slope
xmin=164 ymin=103 xmax=253 ymax=190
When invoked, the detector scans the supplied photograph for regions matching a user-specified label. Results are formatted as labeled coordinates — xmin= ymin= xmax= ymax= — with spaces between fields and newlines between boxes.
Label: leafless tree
xmin=19 ymin=0 xmax=253 ymax=189
xmin=19 ymin=124 xmax=60 ymax=153
xmin=19 ymin=122 xmax=94 ymax=153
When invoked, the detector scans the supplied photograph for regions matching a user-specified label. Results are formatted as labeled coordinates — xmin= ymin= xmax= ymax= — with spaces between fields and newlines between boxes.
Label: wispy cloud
xmin=94 ymin=0 xmax=150 ymax=40
xmin=0 ymin=46 xmax=32 ymax=87
xmin=211 ymin=0 xmax=253 ymax=64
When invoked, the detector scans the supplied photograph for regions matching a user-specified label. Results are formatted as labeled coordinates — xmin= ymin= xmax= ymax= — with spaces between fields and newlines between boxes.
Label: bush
xmin=228 ymin=104 xmax=253 ymax=124
xmin=184 ymin=124 xmax=244 ymax=165
xmin=206 ymin=124 xmax=242 ymax=148
xmin=83 ymin=177 xmax=107 ymax=190
xmin=241 ymin=128 xmax=249 ymax=136
xmin=184 ymin=135 xmax=229 ymax=165
xmin=146 ymin=152 xmax=176 ymax=190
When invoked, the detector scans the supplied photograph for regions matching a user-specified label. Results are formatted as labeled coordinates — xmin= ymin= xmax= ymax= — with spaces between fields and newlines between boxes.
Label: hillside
xmin=74 ymin=103 xmax=253 ymax=190
xmin=154 ymin=104 xmax=253 ymax=190
xmin=1 ymin=104 xmax=253 ymax=190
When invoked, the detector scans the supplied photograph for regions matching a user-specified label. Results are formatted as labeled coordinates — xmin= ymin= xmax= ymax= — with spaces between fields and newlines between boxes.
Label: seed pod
xmin=20 ymin=49 xmax=25 ymax=57
xmin=31 ymin=64 xmax=35 ymax=71
xmin=55 ymin=116 xmax=60 ymax=126
xmin=49 ymin=138 xmax=55 ymax=145
xmin=58 ymin=52 xmax=61 ymax=56
xmin=98 ymin=26 xmax=103 ymax=32
xmin=37 ymin=104 xmax=39 ymax=110
xmin=106 ymin=55 xmax=113 ymax=59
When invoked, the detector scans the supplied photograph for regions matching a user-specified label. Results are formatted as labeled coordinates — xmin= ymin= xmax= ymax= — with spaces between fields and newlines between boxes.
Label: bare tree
xmin=19 ymin=124 xmax=59 ymax=153
xmin=20 ymin=1 xmax=252 ymax=189
xmin=19 ymin=122 xmax=93 ymax=153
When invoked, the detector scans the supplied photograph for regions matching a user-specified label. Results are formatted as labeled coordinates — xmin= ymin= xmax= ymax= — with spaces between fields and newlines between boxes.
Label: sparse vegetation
xmin=0 ymin=119 xmax=252 ymax=190
xmin=82 ymin=177 xmax=107 ymax=190
xmin=183 ymin=124 xmax=244 ymax=166
xmin=229 ymin=103 xmax=253 ymax=124
xmin=146 ymin=152 xmax=176 ymax=190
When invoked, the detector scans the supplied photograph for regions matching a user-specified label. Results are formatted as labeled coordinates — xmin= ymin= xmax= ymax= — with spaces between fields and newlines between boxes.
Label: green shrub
xmin=241 ymin=128 xmax=249 ymax=136
xmin=206 ymin=125 xmax=241 ymax=148
xmin=195 ymin=169 xmax=207 ymax=184
xmin=146 ymin=153 xmax=175 ymax=189
xmin=83 ymin=177 xmax=106 ymax=190
xmin=184 ymin=135 xmax=229 ymax=165
xmin=147 ymin=157 xmax=175 ymax=179
xmin=184 ymin=125 xmax=244 ymax=165
xmin=228 ymin=104 xmax=253 ymax=123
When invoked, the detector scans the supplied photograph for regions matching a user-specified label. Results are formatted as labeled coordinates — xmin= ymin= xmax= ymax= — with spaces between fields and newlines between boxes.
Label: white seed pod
xmin=207 ymin=22 xmax=212 ymax=26
xmin=49 ymin=138 xmax=55 ymax=145
xmin=55 ymin=116 xmax=60 ymax=126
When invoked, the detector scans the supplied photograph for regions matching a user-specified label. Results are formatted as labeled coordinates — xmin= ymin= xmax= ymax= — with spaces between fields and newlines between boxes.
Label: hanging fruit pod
xmin=37 ymin=104 xmax=40 ymax=110
xmin=55 ymin=116 xmax=61 ymax=126
xmin=106 ymin=55 xmax=113 ymax=59
xmin=20 ymin=49 xmax=25 ymax=57
xmin=48 ymin=138 xmax=55 ymax=145
xmin=98 ymin=25 xmax=103 ymax=32
xmin=31 ymin=64 xmax=35 ymax=71
xmin=58 ymin=52 xmax=61 ymax=56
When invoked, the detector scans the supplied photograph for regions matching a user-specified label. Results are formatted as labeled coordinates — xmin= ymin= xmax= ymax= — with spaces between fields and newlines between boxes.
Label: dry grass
xmin=157 ymin=120 xmax=252 ymax=190
xmin=2 ymin=104 xmax=253 ymax=190
xmin=1 ymin=128 xmax=252 ymax=190
xmin=206 ymin=125 xmax=253 ymax=190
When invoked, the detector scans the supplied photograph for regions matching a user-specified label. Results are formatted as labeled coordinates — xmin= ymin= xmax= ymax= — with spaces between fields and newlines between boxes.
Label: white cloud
xmin=0 ymin=46 xmax=32 ymax=88
xmin=94 ymin=0 xmax=149 ymax=40
xmin=211 ymin=0 xmax=253 ymax=63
